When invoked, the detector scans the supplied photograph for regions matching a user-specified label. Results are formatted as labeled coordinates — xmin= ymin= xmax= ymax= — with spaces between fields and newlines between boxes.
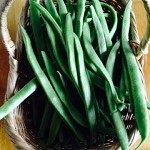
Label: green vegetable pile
xmin=0 ymin=0 xmax=150 ymax=149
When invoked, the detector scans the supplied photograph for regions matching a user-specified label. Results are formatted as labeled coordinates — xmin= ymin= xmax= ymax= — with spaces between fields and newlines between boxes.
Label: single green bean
xmin=90 ymin=5 xmax=107 ymax=59
xmin=47 ymin=111 xmax=62 ymax=145
xmin=91 ymin=0 xmax=112 ymax=50
xmin=64 ymin=13 xmax=79 ymax=87
xmin=101 ymin=2 xmax=118 ymax=39
xmin=111 ymin=111 xmax=129 ymax=150
xmin=38 ymin=101 xmax=54 ymax=138
xmin=122 ymin=59 xmax=134 ymax=108
xmin=74 ymin=0 xmax=86 ymax=38
xmin=106 ymin=40 xmax=120 ymax=79
xmin=44 ymin=0 xmax=61 ymax=25
xmin=29 ymin=0 xmax=46 ymax=67
xmin=0 ymin=77 xmax=39 ymax=120
xmin=57 ymin=0 xmax=68 ymax=29
xmin=74 ymin=34 xmax=96 ymax=137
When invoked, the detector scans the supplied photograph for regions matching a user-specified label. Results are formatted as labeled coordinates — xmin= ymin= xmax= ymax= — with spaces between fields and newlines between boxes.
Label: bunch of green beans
xmin=0 ymin=0 xmax=149 ymax=149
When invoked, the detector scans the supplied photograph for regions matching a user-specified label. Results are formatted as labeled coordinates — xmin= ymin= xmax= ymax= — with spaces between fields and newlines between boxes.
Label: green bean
xmin=74 ymin=0 xmax=86 ymax=38
xmin=38 ymin=102 xmax=54 ymax=138
xmin=43 ymin=18 xmax=69 ymax=77
xmin=44 ymin=0 xmax=61 ymax=25
xmin=82 ymin=22 xmax=121 ymax=106
xmin=90 ymin=5 xmax=107 ymax=59
xmin=64 ymin=13 xmax=79 ymax=87
xmin=122 ymin=59 xmax=134 ymax=108
xmin=121 ymin=0 xmax=149 ymax=149
xmin=105 ymin=39 xmax=124 ymax=109
xmin=47 ymin=111 xmax=62 ymax=145
xmin=106 ymin=40 xmax=120 ymax=80
xmin=33 ymin=2 xmax=65 ymax=45
xmin=57 ymin=0 xmax=67 ymax=18
xmin=83 ymin=23 xmax=129 ymax=149
xmin=57 ymin=0 xmax=68 ymax=28
xmin=112 ymin=111 xmax=129 ymax=150
xmin=42 ymin=27 xmax=55 ymax=61
xmin=84 ymin=9 xmax=91 ymax=22
xmin=74 ymin=34 xmax=96 ymax=137
xmin=105 ymin=76 xmax=129 ymax=150
xmin=88 ymin=70 xmax=105 ymax=90
xmin=66 ymin=0 xmax=75 ymax=20
xmin=97 ymin=103 xmax=112 ymax=126
xmin=119 ymin=73 xmax=126 ymax=102
xmin=118 ymin=73 xmax=127 ymax=111
xmin=101 ymin=2 xmax=118 ymax=39
xmin=89 ymin=70 xmax=124 ymax=97
xmin=86 ymin=18 xmax=92 ymax=23
xmin=29 ymin=0 xmax=46 ymax=67
xmin=0 ymin=77 xmax=39 ymax=120
xmin=41 ymin=51 xmax=87 ymax=127
xmin=104 ymin=39 xmax=129 ymax=149
xmin=91 ymin=30 xmax=97 ymax=43
xmin=91 ymin=0 xmax=112 ymax=50
xmin=20 ymin=26 xmax=87 ymax=144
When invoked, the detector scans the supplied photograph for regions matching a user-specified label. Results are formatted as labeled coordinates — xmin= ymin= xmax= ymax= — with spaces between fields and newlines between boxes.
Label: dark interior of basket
xmin=13 ymin=0 xmax=137 ymax=149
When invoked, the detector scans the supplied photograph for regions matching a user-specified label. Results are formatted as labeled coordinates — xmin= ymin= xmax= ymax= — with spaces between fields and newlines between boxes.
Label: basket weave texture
xmin=0 ymin=0 xmax=150 ymax=149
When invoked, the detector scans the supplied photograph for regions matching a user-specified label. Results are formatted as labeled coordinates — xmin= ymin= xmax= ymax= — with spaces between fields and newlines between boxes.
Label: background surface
xmin=0 ymin=0 xmax=150 ymax=149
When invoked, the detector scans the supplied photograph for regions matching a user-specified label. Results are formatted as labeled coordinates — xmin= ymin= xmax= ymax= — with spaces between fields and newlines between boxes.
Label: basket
xmin=0 ymin=0 xmax=150 ymax=149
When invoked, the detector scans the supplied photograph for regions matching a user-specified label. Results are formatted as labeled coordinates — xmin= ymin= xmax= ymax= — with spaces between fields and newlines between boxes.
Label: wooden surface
xmin=0 ymin=0 xmax=150 ymax=149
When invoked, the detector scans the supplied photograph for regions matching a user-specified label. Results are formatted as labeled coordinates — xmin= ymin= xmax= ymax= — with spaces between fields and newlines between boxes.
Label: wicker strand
xmin=0 ymin=0 xmax=16 ymax=58
xmin=137 ymin=0 xmax=150 ymax=59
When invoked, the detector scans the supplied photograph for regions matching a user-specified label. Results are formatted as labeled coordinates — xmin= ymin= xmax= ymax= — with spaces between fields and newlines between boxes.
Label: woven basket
xmin=0 ymin=0 xmax=150 ymax=149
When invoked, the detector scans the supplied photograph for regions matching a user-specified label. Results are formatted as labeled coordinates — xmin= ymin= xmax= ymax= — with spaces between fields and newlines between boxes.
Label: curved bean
xmin=64 ymin=13 xmax=79 ymax=87
xmin=101 ymin=2 xmax=118 ymax=39
xmin=90 ymin=5 xmax=107 ymax=59
xmin=74 ymin=34 xmax=96 ymax=137
xmin=74 ymin=0 xmax=86 ymax=38
xmin=91 ymin=0 xmax=112 ymax=50
xmin=47 ymin=111 xmax=62 ymax=145
xmin=30 ymin=0 xmax=46 ymax=67
xmin=121 ymin=0 xmax=149 ymax=148
xmin=44 ymin=0 xmax=61 ymax=25
xmin=56 ymin=0 xmax=67 ymax=29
